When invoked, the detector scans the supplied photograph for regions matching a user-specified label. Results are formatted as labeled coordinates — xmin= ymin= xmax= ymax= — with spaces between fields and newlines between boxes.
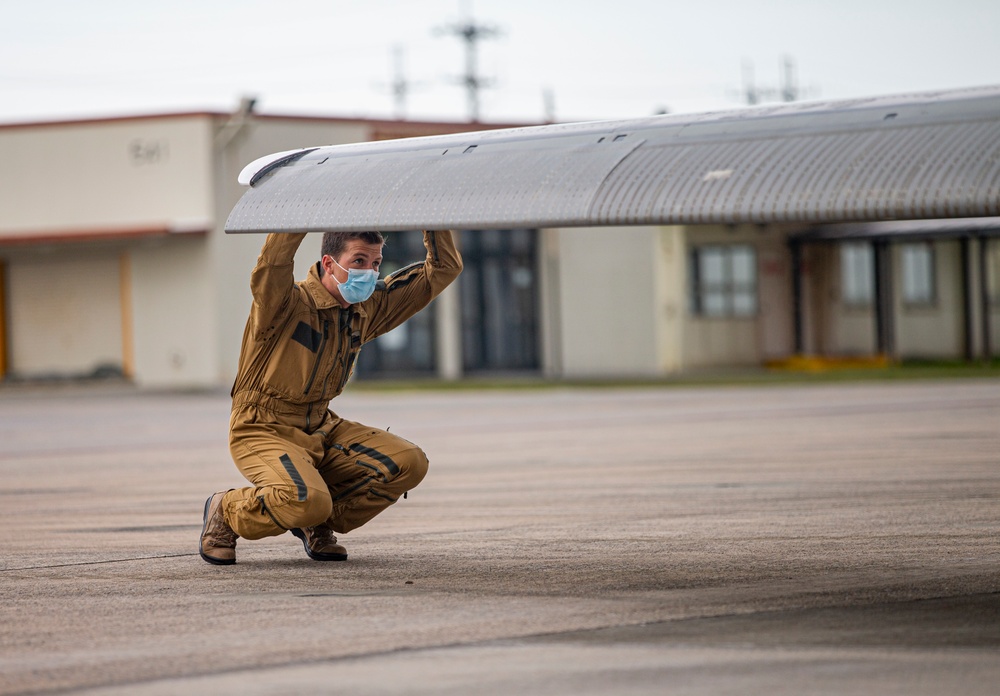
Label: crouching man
xmin=200 ymin=229 xmax=462 ymax=564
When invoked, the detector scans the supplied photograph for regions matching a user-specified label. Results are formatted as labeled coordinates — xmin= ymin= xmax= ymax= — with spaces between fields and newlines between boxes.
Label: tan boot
xmin=200 ymin=491 xmax=238 ymax=565
xmin=291 ymin=524 xmax=348 ymax=561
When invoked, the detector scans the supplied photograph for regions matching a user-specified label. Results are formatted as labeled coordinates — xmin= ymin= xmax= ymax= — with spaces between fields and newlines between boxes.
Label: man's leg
xmin=222 ymin=409 xmax=333 ymax=541
xmin=319 ymin=418 xmax=429 ymax=534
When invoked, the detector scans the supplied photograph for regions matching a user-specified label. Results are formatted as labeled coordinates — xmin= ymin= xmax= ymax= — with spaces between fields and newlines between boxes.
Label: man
xmin=200 ymin=229 xmax=462 ymax=564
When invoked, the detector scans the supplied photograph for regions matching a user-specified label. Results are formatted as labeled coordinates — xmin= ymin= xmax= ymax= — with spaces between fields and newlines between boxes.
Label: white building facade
xmin=0 ymin=111 xmax=996 ymax=387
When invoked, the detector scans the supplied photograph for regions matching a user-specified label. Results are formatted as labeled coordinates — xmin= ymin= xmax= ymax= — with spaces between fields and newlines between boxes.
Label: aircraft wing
xmin=224 ymin=86 xmax=1000 ymax=233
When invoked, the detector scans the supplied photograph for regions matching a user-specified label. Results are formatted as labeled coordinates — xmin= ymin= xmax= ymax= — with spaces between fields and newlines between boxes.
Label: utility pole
xmin=779 ymin=55 xmax=800 ymax=102
xmin=742 ymin=59 xmax=762 ymax=105
xmin=738 ymin=55 xmax=806 ymax=105
xmin=378 ymin=44 xmax=427 ymax=120
xmin=390 ymin=44 xmax=409 ymax=119
xmin=436 ymin=6 xmax=500 ymax=122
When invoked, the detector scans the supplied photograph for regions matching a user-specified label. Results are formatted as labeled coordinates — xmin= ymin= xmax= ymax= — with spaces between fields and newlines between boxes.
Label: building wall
xmin=6 ymin=247 xmax=124 ymax=378
xmin=538 ymin=228 xmax=564 ymax=378
xmin=829 ymin=297 xmax=875 ymax=357
xmin=681 ymin=224 xmax=796 ymax=369
xmin=823 ymin=240 xmax=969 ymax=358
xmin=552 ymin=226 xmax=661 ymax=378
xmin=895 ymin=241 xmax=965 ymax=358
xmin=550 ymin=223 xmax=801 ymax=376
xmin=756 ymin=227 xmax=797 ymax=360
xmin=655 ymin=226 xmax=686 ymax=373
xmin=129 ymin=233 xmax=218 ymax=387
xmin=0 ymin=117 xmax=214 ymax=237
xmin=0 ymin=115 xmax=219 ymax=383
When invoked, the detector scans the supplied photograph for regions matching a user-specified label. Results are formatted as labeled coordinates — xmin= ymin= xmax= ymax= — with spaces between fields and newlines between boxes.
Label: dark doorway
xmin=459 ymin=229 xmax=540 ymax=373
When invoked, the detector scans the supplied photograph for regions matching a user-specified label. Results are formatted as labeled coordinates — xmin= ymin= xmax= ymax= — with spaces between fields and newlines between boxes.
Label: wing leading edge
xmin=225 ymin=86 xmax=1000 ymax=233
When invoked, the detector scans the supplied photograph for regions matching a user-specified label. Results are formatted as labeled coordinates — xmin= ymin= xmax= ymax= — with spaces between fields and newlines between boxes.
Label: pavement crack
xmin=0 ymin=553 xmax=196 ymax=572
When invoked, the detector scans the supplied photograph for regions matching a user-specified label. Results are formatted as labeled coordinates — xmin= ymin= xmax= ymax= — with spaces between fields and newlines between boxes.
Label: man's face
xmin=320 ymin=239 xmax=384 ymax=304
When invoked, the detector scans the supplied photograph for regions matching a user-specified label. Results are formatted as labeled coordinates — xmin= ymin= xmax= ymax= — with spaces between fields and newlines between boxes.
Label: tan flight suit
xmin=220 ymin=231 xmax=462 ymax=539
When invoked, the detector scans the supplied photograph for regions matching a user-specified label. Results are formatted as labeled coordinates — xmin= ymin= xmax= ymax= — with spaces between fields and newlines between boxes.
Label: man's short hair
xmin=321 ymin=231 xmax=385 ymax=261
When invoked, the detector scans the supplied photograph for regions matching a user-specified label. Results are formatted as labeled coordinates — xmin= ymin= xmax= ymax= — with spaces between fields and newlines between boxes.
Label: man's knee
xmin=267 ymin=484 xmax=333 ymax=529
xmin=396 ymin=445 xmax=428 ymax=489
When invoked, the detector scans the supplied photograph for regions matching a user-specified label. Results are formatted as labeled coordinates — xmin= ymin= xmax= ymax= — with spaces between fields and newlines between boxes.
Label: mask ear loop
xmin=321 ymin=255 xmax=340 ymax=281
xmin=333 ymin=257 xmax=378 ymax=281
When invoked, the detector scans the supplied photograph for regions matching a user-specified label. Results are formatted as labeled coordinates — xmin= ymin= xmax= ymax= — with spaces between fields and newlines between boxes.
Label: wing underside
xmin=225 ymin=86 xmax=1000 ymax=233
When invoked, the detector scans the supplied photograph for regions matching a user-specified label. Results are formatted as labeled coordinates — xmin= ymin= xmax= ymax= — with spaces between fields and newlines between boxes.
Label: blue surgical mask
xmin=333 ymin=259 xmax=379 ymax=304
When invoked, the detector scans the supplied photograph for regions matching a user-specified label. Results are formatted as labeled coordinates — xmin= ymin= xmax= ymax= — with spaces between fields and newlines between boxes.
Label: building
xmin=0 ymin=110 xmax=997 ymax=387
xmin=790 ymin=219 xmax=998 ymax=363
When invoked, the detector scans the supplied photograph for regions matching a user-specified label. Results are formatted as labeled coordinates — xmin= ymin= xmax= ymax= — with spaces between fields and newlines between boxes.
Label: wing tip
xmin=237 ymin=148 xmax=319 ymax=186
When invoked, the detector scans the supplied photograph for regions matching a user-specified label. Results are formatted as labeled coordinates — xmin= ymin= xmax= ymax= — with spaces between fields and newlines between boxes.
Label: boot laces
xmin=208 ymin=509 xmax=238 ymax=548
xmin=310 ymin=524 xmax=337 ymax=547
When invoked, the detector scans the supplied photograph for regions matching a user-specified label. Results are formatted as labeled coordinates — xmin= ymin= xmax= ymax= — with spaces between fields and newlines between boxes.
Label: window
xmin=901 ymin=242 xmax=935 ymax=306
xmin=840 ymin=242 xmax=873 ymax=306
xmin=689 ymin=245 xmax=757 ymax=317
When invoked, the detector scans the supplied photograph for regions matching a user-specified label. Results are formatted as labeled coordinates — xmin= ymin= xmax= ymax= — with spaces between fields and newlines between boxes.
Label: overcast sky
xmin=2 ymin=0 xmax=998 ymax=125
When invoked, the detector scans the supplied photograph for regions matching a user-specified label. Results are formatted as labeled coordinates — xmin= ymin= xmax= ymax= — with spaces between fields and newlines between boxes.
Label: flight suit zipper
xmin=303 ymin=319 xmax=331 ymax=432
xmin=338 ymin=310 xmax=360 ymax=393
xmin=323 ymin=310 xmax=351 ymax=395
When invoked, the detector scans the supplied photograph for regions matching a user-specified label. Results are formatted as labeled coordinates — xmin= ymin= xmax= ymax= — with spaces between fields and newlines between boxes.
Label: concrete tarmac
xmin=0 ymin=379 xmax=998 ymax=695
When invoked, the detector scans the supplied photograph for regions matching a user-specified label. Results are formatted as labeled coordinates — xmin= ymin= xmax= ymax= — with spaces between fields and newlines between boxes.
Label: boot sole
xmin=291 ymin=528 xmax=348 ymax=562
xmin=200 ymin=494 xmax=236 ymax=566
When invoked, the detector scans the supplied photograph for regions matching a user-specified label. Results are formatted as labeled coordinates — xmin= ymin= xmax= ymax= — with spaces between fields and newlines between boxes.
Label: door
xmin=460 ymin=229 xmax=540 ymax=373
xmin=6 ymin=251 xmax=124 ymax=379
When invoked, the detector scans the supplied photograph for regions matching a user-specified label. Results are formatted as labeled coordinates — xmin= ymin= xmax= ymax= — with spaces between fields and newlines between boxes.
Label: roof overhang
xmin=791 ymin=217 xmax=1000 ymax=243
xmin=0 ymin=222 xmax=209 ymax=247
